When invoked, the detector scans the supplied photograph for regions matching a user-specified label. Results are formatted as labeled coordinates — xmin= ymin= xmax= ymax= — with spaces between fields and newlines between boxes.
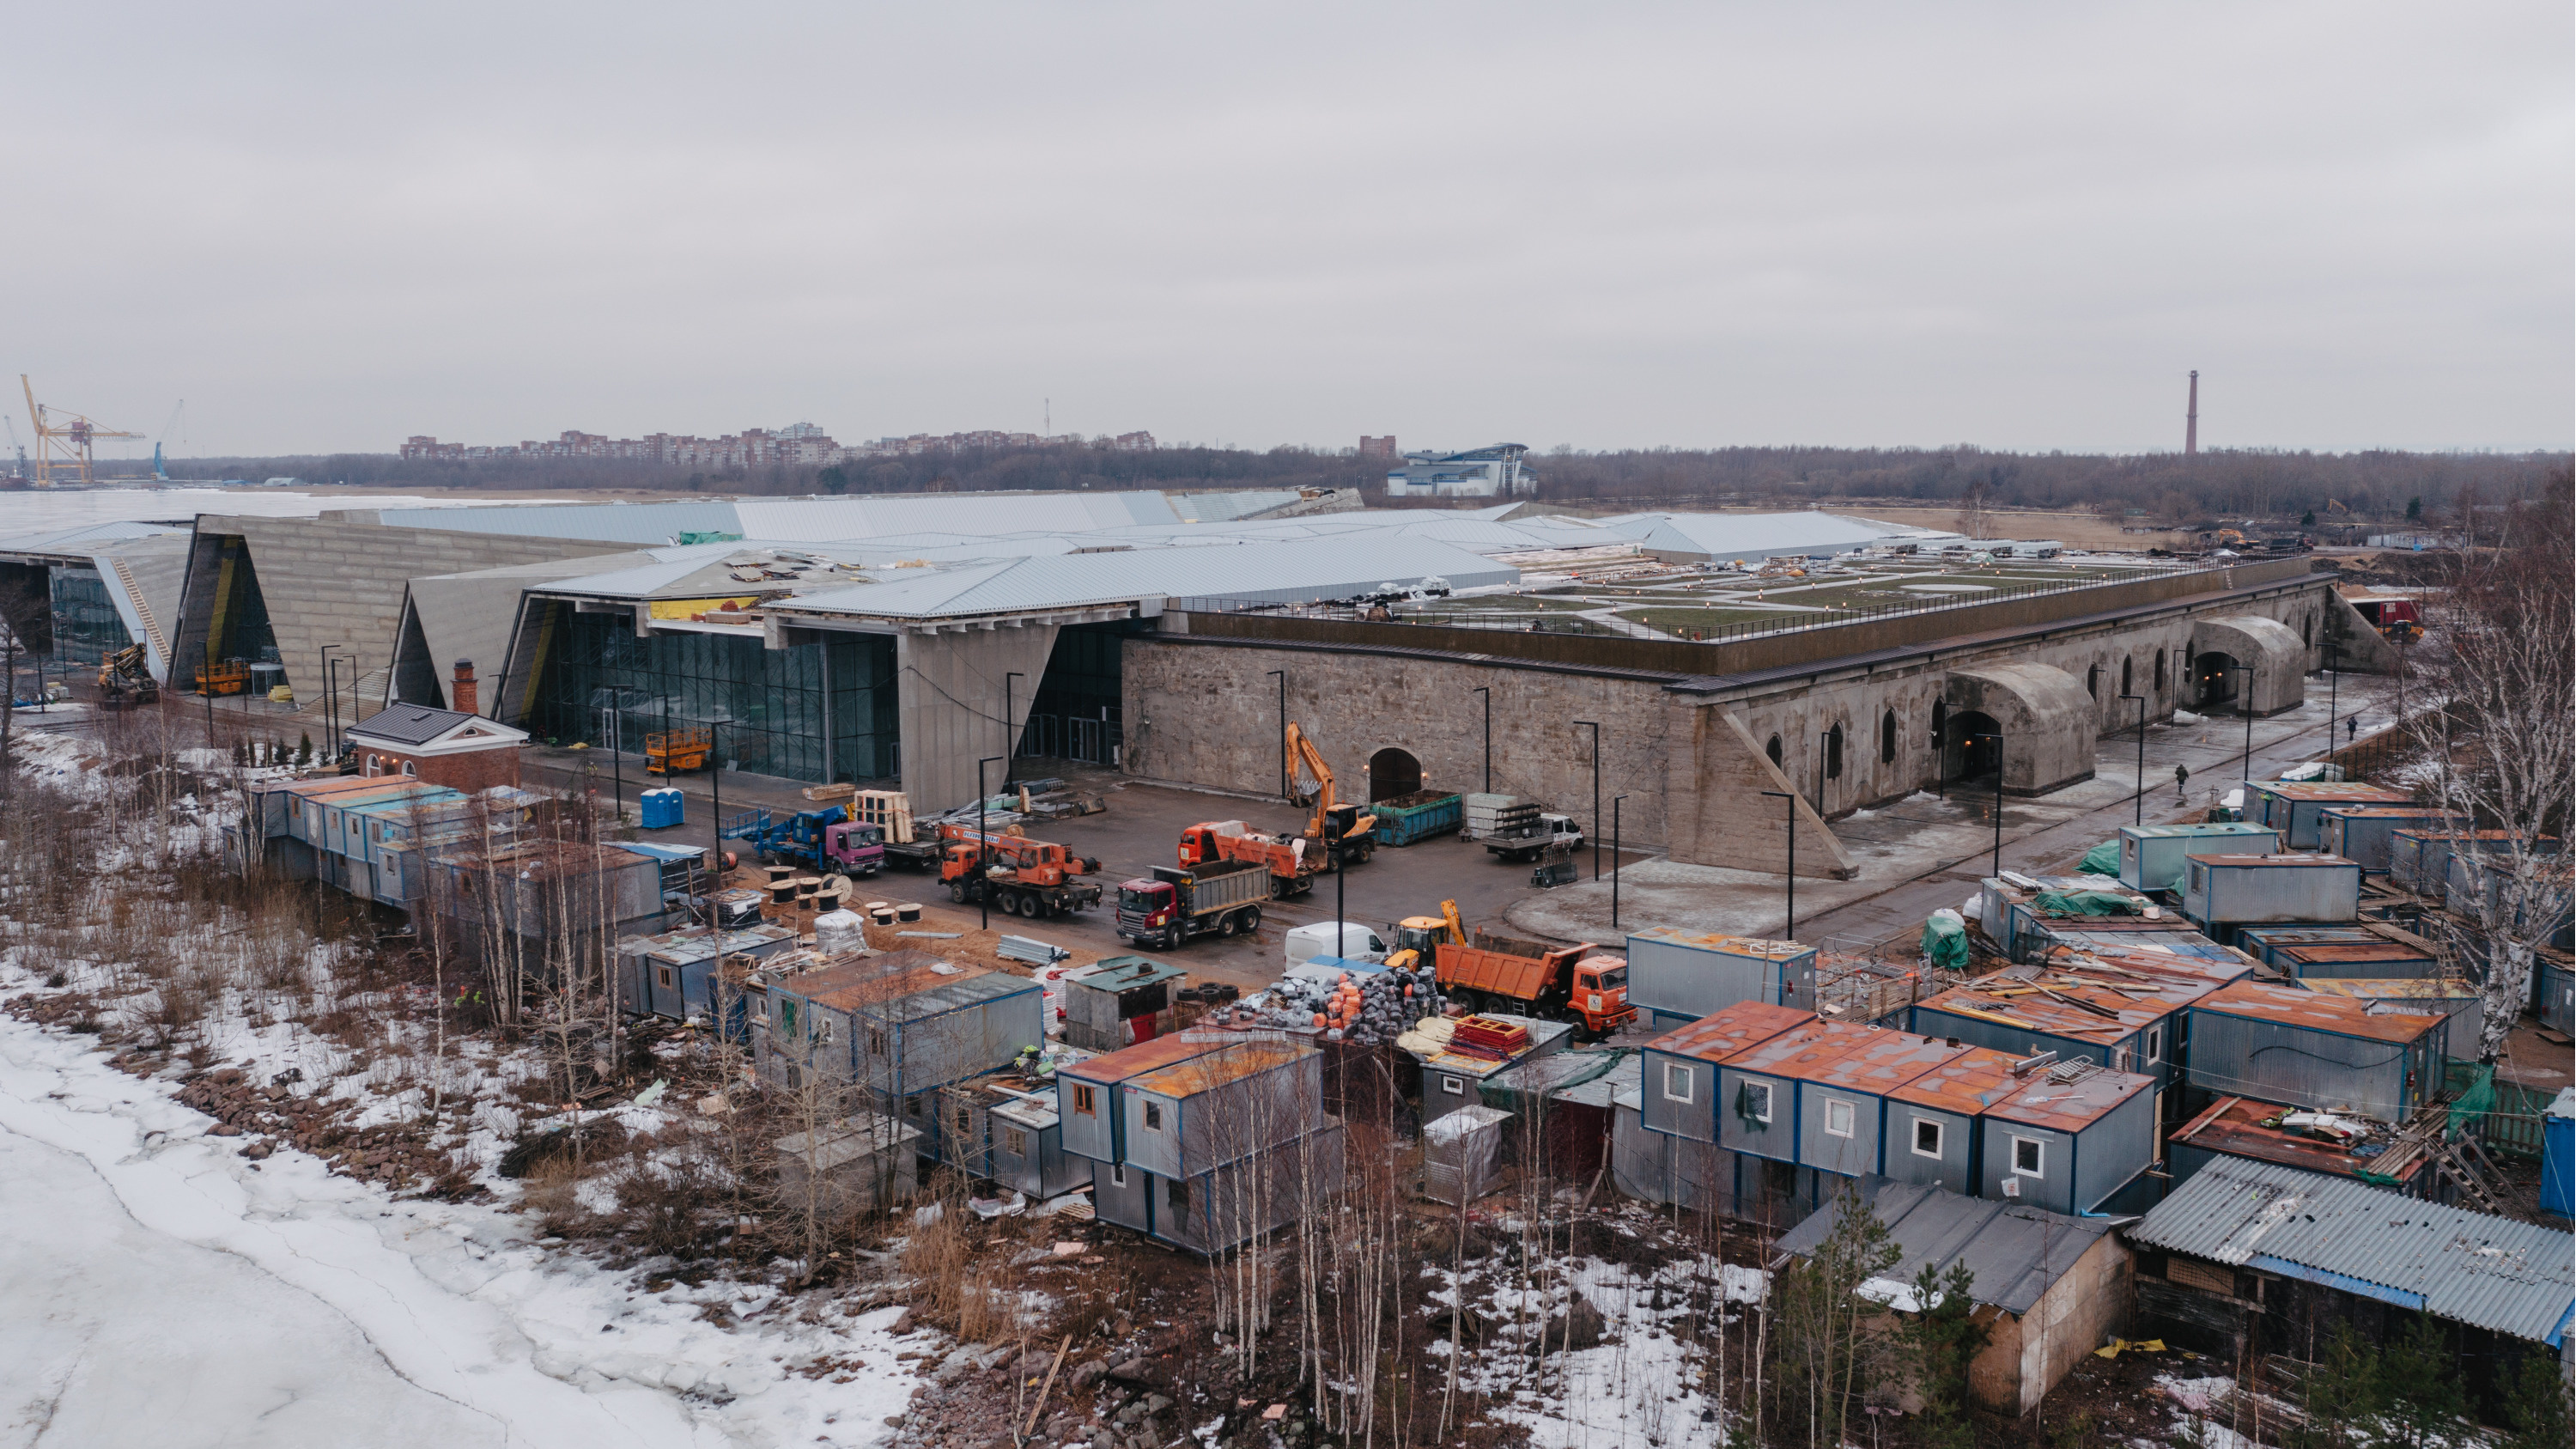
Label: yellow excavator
xmin=1286 ymin=721 xmax=1376 ymax=869
xmin=96 ymin=642 xmax=158 ymax=709
xmin=1385 ymin=898 xmax=1467 ymax=972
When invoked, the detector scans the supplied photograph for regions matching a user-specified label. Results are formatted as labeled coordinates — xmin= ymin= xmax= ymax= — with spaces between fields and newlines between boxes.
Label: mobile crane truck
xmin=1387 ymin=899 xmax=1634 ymax=1041
xmin=940 ymin=826 xmax=1104 ymax=919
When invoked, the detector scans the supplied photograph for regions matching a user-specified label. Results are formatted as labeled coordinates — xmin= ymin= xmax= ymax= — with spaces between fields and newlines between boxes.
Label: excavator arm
xmin=1286 ymin=721 xmax=1334 ymax=821
xmin=1441 ymin=898 xmax=1466 ymax=947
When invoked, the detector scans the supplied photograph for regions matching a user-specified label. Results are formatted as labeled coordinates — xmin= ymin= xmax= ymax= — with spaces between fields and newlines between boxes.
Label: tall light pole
xmin=1970 ymin=730 xmax=2004 ymax=878
xmin=1574 ymin=720 xmax=1601 ymax=883
xmin=2232 ymin=665 xmax=2257 ymax=787
xmin=1471 ymin=685 xmax=1492 ymax=794
xmin=975 ymin=756 xmax=1005 ymax=930
xmin=319 ymin=644 xmax=341 ymax=757
xmin=1003 ymin=672 xmax=1024 ymax=786
xmin=600 ymin=705 xmax=623 ymax=827
xmin=1610 ymin=794 xmax=1628 ymax=929
xmin=1760 ymin=788 xmax=1795 ymax=939
xmin=2117 ymin=693 xmax=2148 ymax=825
xmin=2321 ymin=640 xmax=2340 ymax=765
xmin=1266 ymin=670 xmax=1287 ymax=800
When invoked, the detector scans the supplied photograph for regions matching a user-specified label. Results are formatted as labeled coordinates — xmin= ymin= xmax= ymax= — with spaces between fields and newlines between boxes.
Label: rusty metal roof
xmin=1886 ymin=1045 xmax=2026 ymax=1115
xmin=1915 ymin=980 xmax=2155 ymax=1041
xmin=2249 ymin=782 xmax=2415 ymax=802
xmin=1799 ymin=1032 xmax=1971 ymax=1095
xmin=2318 ymin=806 xmax=2458 ymax=819
xmin=1059 ymin=1030 xmax=1236 ymax=1085
xmin=1722 ymin=1019 xmax=1874 ymax=1078
xmin=1983 ymin=1063 xmax=2154 ymax=1132
xmin=1644 ymin=1002 xmax=1815 ymax=1063
xmin=2299 ymin=978 xmax=2482 ymax=1002
xmin=1627 ymin=927 xmax=1814 ymax=959
xmin=1127 ymin=1038 xmax=1310 ymax=1096
xmin=2170 ymin=1094 xmax=2430 ymax=1185
xmin=2193 ymin=980 xmax=2448 ymax=1044
xmin=2275 ymin=942 xmax=2436 ymax=967
xmin=2127 ymin=1158 xmax=2575 ymax=1344
xmin=2184 ymin=853 xmax=2363 ymax=868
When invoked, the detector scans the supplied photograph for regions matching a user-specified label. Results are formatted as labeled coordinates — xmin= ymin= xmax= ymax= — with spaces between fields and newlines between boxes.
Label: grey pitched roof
xmin=2125 ymin=1158 xmax=2575 ymax=1344
xmin=1770 ymin=1175 xmax=2112 ymax=1317
xmin=349 ymin=704 xmax=479 ymax=746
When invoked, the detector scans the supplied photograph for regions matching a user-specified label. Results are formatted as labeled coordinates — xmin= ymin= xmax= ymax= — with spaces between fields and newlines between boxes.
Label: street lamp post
xmin=1471 ymin=685 xmax=1492 ymax=793
xmin=1003 ymin=672 xmax=1024 ymax=786
xmin=319 ymin=645 xmax=341 ymax=757
xmin=1610 ymin=794 xmax=1628 ymax=929
xmin=600 ymin=706 xmax=623 ymax=828
xmin=1759 ymin=789 xmax=1795 ymax=939
xmin=2322 ymin=641 xmax=2340 ymax=764
xmin=709 ymin=722 xmax=725 ymax=888
xmin=2233 ymin=665 xmax=2257 ymax=787
xmin=1574 ymin=720 xmax=1601 ymax=882
xmin=1266 ymin=670 xmax=1287 ymax=800
xmin=976 ymin=755 xmax=1005 ymax=930
xmin=1969 ymin=730 xmax=2004 ymax=878
xmin=2117 ymin=693 xmax=2148 ymax=825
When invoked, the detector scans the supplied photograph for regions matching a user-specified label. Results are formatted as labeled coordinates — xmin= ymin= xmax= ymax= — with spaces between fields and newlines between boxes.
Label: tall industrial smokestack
xmin=2185 ymin=370 xmax=2200 ymax=456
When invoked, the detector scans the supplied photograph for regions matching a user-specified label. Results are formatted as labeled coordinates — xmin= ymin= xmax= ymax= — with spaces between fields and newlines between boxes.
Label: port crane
xmin=21 ymin=374 xmax=144 ymax=486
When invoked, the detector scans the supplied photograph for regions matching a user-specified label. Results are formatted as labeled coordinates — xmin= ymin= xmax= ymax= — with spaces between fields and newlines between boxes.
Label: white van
xmin=1284 ymin=921 xmax=1388 ymax=971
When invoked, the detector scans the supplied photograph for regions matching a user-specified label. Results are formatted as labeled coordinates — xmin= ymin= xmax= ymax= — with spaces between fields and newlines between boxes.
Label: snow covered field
xmin=0 ymin=1009 xmax=920 ymax=1448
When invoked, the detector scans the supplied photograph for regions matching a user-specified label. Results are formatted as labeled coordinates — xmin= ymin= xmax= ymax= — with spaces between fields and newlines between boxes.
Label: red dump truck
xmin=1115 ymin=859 xmax=1271 ymax=950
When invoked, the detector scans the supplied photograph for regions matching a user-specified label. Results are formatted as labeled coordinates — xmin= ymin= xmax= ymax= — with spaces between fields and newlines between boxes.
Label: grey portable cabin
xmin=616 ymin=922 xmax=798 ymax=1020
xmin=1119 ymin=1038 xmax=1330 ymax=1186
xmin=930 ymin=1054 xmax=1095 ymax=1193
xmin=1624 ymin=928 xmax=1819 ymax=1029
xmin=1419 ymin=1014 xmax=1574 ymax=1125
xmin=1881 ymin=1045 xmax=2025 ymax=1196
xmin=766 ymin=955 xmax=1047 ymax=1156
xmin=1975 ymin=1062 xmax=2159 ymax=1215
xmin=2317 ymin=807 xmax=2466 ymax=874
xmin=1637 ymin=1002 xmax=1817 ymax=1146
xmin=1423 ymin=1105 xmax=1513 ymax=1205
xmin=774 ymin=1114 xmax=923 ymax=1217
xmin=2181 ymin=854 xmax=2362 ymax=939
xmin=2244 ymin=781 xmax=2415 ymax=849
xmin=2300 ymin=979 xmax=2485 ymax=1055
xmin=2539 ymin=953 xmax=2575 ymax=1034
xmin=1140 ymin=1122 xmax=1347 ymax=1255
xmin=2445 ymin=854 xmax=2576 ymax=949
xmin=1055 ymin=1032 xmax=1236 ymax=1167
xmin=1980 ymin=876 xmax=2155 ymax=963
xmin=1790 ymin=1030 xmax=1978 ymax=1182
xmin=1713 ymin=1018 xmax=1874 ymax=1169
xmin=2117 ymin=823 xmax=2280 ymax=892
xmin=1911 ymin=972 xmax=2194 ymax=1091
xmin=988 ymin=1093 xmax=1085 ymax=1199
xmin=2186 ymin=981 xmax=2449 ymax=1124
xmin=1612 ymin=1076 xmax=1729 ymax=1209
xmin=1060 ymin=954 xmax=1187 ymax=1052
xmin=2233 ymin=924 xmax=2432 ymax=977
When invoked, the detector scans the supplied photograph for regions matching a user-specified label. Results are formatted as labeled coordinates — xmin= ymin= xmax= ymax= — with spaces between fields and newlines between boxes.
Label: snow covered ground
xmin=0 ymin=1010 xmax=920 ymax=1448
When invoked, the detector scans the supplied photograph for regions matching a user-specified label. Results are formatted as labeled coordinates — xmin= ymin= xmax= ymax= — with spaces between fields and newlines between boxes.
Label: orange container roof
xmin=1644 ymin=1002 xmax=1816 ymax=1064
xmin=1886 ymin=1045 xmax=2026 ymax=1115
xmin=1983 ymin=1065 xmax=2154 ymax=1132
xmin=1722 ymin=1019 xmax=1874 ymax=1078
xmin=1796 ymin=1032 xmax=1971 ymax=1095
xmin=2193 ymin=979 xmax=2448 ymax=1044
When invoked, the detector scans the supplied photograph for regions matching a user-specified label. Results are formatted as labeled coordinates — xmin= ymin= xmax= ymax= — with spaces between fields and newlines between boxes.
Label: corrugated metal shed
xmin=1771 ymin=1175 xmax=2114 ymax=1317
xmin=2193 ymin=979 xmax=2446 ymax=1046
xmin=2127 ymin=1158 xmax=2576 ymax=1343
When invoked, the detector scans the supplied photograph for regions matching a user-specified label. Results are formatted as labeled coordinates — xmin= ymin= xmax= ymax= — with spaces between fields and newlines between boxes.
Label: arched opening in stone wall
xmin=1826 ymin=722 xmax=1844 ymax=780
xmin=1880 ymin=709 xmax=1898 ymax=764
xmin=2154 ymin=651 xmax=2167 ymax=691
xmin=1366 ymin=747 xmax=1421 ymax=802
xmin=2121 ymin=656 xmax=2134 ymax=697
xmin=1766 ymin=734 xmax=1783 ymax=769
xmin=2195 ymin=651 xmax=2242 ymax=709
xmin=1946 ymin=709 xmax=2002 ymax=783
xmin=2086 ymin=664 xmax=2101 ymax=698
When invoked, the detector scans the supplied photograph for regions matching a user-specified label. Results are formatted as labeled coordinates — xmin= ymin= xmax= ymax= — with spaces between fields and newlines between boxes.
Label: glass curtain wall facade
xmin=1018 ymin=620 xmax=1143 ymax=766
xmin=48 ymin=567 xmax=133 ymax=665
xmin=526 ymin=610 xmax=897 ymax=783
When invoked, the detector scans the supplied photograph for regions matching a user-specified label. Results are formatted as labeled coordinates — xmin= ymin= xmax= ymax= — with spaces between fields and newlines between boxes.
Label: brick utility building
xmin=344 ymin=663 xmax=526 ymax=792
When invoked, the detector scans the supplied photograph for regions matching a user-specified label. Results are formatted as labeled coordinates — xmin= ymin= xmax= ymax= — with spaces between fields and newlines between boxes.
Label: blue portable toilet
xmin=2543 ymin=1087 xmax=2576 ymax=1220
xmin=641 ymin=788 xmax=683 ymax=829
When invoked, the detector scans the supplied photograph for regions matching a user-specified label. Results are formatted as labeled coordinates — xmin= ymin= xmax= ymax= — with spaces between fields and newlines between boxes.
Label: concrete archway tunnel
xmin=1941 ymin=664 xmax=2098 ymax=796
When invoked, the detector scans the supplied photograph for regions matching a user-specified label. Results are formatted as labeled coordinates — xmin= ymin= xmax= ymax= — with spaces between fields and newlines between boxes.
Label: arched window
xmin=1826 ymin=723 xmax=1845 ymax=780
xmin=2154 ymin=652 xmax=2167 ymax=691
xmin=401 ymin=761 xmax=416 ymax=777
xmin=1880 ymin=709 xmax=1898 ymax=764
xmin=363 ymin=755 xmax=379 ymax=777
xmin=2302 ymin=615 xmax=2313 ymax=647
xmin=1766 ymin=734 xmax=1783 ymax=768
xmin=2086 ymin=664 xmax=2100 ymax=698
xmin=2120 ymin=656 xmax=2134 ymax=697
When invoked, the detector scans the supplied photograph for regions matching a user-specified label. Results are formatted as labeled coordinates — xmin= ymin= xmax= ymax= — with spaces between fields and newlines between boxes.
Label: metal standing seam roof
xmin=1722 ymin=1020 xmax=1877 ymax=1078
xmin=1771 ymin=1176 xmax=2113 ymax=1318
xmin=1801 ymin=1032 xmax=1974 ymax=1095
xmin=2127 ymin=1158 xmax=2576 ymax=1343
xmin=1645 ymin=1002 xmax=1817 ymax=1063
xmin=2194 ymin=980 xmax=2449 ymax=1044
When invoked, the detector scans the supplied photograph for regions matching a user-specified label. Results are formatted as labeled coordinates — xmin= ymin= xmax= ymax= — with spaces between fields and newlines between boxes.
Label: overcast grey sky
xmin=10 ymin=3 xmax=2569 ymax=458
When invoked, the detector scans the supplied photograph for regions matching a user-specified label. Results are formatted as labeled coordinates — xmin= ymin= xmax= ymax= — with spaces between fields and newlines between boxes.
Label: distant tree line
xmin=169 ymin=441 xmax=2565 ymax=523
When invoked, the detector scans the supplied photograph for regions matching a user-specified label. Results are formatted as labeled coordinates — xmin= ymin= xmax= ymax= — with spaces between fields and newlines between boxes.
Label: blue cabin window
xmin=1911 ymin=1117 xmax=1943 ymax=1158
xmin=1823 ymin=1099 xmax=1856 ymax=1138
xmin=1662 ymin=1062 xmax=1695 ymax=1104
xmin=1736 ymin=1081 xmax=1774 ymax=1125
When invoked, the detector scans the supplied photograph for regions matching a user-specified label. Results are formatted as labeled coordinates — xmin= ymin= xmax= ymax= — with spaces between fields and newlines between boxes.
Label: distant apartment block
xmin=401 ymin=425 xmax=1158 ymax=466
xmin=1382 ymin=443 xmax=1534 ymax=498
xmin=1358 ymin=435 xmax=1398 ymax=460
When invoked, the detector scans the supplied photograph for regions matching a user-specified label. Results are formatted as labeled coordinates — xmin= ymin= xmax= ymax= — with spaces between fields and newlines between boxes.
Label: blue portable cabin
xmin=2318 ymin=807 xmax=2467 ymax=874
xmin=2243 ymin=781 xmax=2415 ymax=849
xmin=1636 ymin=1002 xmax=1816 ymax=1147
xmin=1419 ymin=1014 xmax=1574 ymax=1125
xmin=616 ymin=922 xmax=799 ymax=1021
xmin=2297 ymin=979 xmax=2485 ymax=1063
xmin=768 ymin=954 xmax=1046 ymax=1158
xmin=1713 ymin=1018 xmax=1880 ymax=1221
xmin=1976 ymin=1062 xmax=2160 ymax=1215
xmin=2445 ymin=854 xmax=2576 ymax=952
xmin=2542 ymin=1087 xmax=2575 ymax=1220
xmin=1911 ymin=968 xmax=2196 ymax=1094
xmin=2117 ymin=823 xmax=2280 ymax=892
xmin=1624 ymin=928 xmax=1820 ymax=1030
xmin=1115 ymin=1039 xmax=1343 ymax=1254
xmin=2180 ymin=854 xmax=2362 ymax=942
xmin=1789 ymin=1030 xmax=1978 ymax=1186
xmin=1881 ymin=1044 xmax=2025 ymax=1197
xmin=2186 ymin=981 xmax=2449 ymax=1125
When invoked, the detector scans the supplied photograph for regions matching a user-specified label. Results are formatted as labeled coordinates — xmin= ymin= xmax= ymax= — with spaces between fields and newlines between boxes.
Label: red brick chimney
xmin=452 ymin=660 xmax=479 ymax=716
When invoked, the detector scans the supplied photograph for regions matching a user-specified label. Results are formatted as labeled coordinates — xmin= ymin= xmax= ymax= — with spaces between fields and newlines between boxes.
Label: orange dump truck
xmin=1434 ymin=935 xmax=1634 ymax=1040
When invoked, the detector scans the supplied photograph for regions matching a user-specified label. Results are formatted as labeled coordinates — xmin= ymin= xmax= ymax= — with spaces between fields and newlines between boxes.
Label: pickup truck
xmin=1116 ymin=860 xmax=1270 ymax=949
xmin=1484 ymin=812 xmax=1583 ymax=864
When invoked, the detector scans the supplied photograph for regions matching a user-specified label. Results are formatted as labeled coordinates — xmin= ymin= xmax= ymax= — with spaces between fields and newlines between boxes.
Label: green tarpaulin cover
xmin=2079 ymin=841 xmax=2121 ymax=877
xmin=2032 ymin=889 xmax=2142 ymax=916
xmin=1922 ymin=910 xmax=1971 ymax=971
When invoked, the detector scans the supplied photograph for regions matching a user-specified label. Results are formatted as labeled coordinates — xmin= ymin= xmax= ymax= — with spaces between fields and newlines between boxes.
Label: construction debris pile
xmin=1243 ymin=965 xmax=1448 ymax=1044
